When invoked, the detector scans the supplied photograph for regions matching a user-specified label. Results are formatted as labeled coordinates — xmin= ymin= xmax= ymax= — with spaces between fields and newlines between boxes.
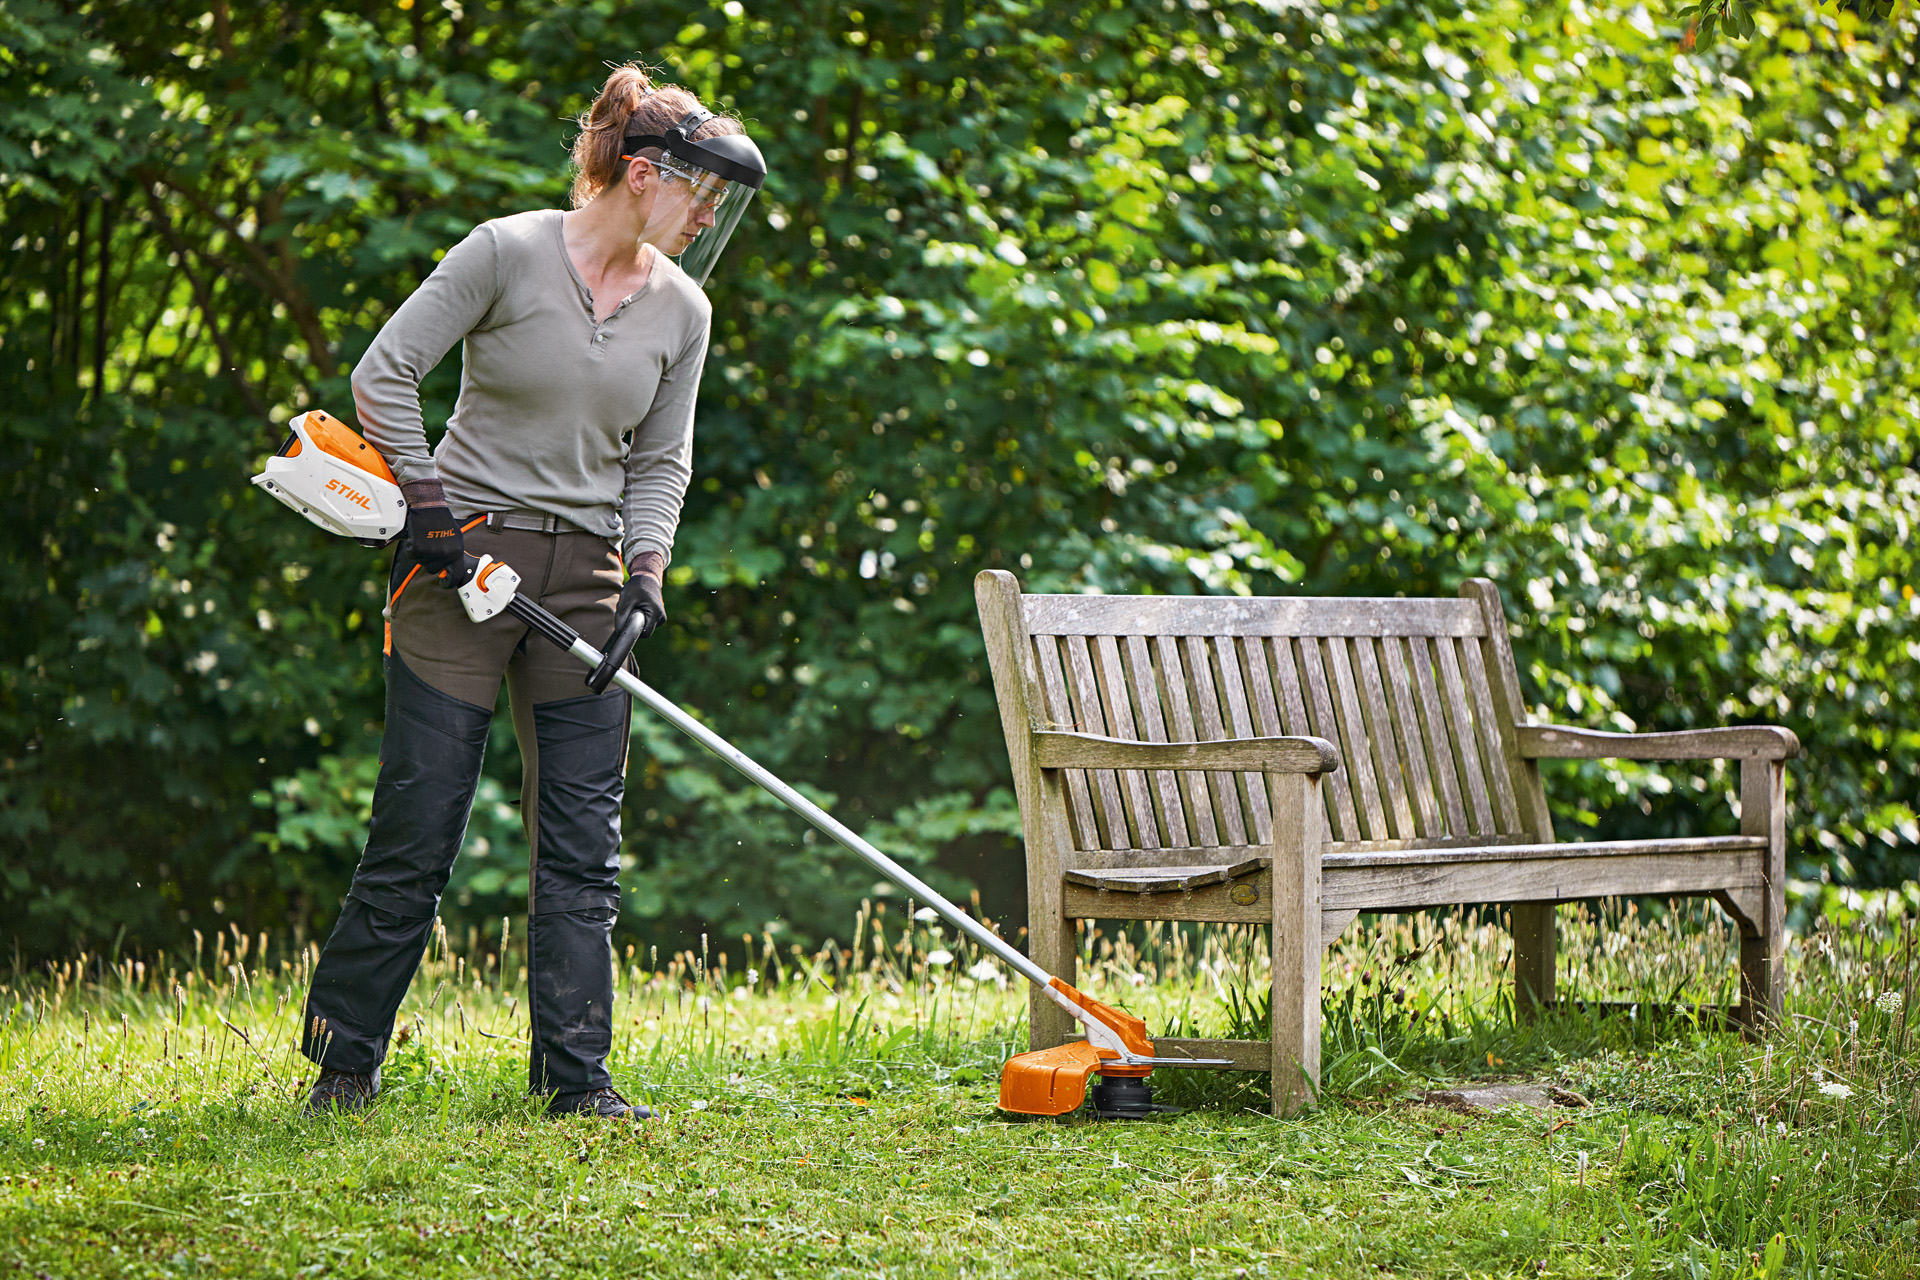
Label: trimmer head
xmin=998 ymin=981 xmax=1196 ymax=1119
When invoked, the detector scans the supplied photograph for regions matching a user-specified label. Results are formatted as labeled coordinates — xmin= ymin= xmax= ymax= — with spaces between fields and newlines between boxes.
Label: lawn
xmin=3 ymin=893 xmax=1914 ymax=1278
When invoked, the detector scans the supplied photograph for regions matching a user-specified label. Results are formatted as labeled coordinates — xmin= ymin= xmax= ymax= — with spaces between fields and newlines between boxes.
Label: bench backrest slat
xmin=979 ymin=573 xmax=1547 ymax=862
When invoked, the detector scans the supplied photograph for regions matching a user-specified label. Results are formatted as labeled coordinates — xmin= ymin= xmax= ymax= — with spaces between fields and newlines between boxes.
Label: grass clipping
xmin=1 ymin=895 xmax=1916 ymax=1278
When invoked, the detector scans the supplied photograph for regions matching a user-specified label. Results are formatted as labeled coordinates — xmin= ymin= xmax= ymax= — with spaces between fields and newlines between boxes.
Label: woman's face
xmin=633 ymin=161 xmax=724 ymax=256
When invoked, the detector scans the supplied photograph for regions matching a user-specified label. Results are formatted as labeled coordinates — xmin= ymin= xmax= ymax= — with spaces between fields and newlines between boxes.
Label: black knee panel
xmin=528 ymin=691 xmax=628 ymax=915
xmin=347 ymin=655 xmax=494 ymax=917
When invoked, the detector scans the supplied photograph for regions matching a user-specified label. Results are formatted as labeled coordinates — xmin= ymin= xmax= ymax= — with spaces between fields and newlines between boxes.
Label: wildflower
xmin=927 ymin=949 xmax=954 ymax=967
xmin=1818 ymin=1081 xmax=1854 ymax=1100
xmin=968 ymin=960 xmax=1004 ymax=987
xmin=1877 ymin=990 xmax=1904 ymax=1014
xmin=914 ymin=907 xmax=939 ymax=923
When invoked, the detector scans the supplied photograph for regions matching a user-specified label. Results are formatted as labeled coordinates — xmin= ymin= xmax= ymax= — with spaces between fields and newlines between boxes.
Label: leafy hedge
xmin=1 ymin=0 xmax=1914 ymax=963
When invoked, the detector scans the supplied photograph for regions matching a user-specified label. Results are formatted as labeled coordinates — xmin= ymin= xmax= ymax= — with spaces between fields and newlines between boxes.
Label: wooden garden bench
xmin=974 ymin=570 xmax=1799 ymax=1114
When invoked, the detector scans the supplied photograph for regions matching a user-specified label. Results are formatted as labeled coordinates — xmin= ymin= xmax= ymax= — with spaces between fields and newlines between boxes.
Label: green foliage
xmin=0 ymin=0 xmax=1916 ymax=961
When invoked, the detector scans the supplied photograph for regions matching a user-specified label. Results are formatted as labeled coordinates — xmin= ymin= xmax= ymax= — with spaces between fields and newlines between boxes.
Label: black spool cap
xmin=1089 ymin=1074 xmax=1176 ymax=1120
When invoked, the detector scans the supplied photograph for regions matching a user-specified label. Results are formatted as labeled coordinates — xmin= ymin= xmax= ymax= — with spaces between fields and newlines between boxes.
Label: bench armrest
xmin=1031 ymin=730 xmax=1341 ymax=774
xmin=1514 ymin=723 xmax=1800 ymax=762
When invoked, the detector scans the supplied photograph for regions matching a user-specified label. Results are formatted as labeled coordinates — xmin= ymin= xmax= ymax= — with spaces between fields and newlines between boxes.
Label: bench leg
xmin=1736 ymin=758 xmax=1787 ymax=1034
xmin=1269 ymin=772 xmax=1324 ymax=1117
xmin=1510 ymin=903 xmax=1556 ymax=1019
xmin=1027 ymin=908 xmax=1076 ymax=1053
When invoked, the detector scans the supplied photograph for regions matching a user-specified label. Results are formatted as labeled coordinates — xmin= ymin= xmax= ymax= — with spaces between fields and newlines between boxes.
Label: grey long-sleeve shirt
xmin=350 ymin=208 xmax=711 ymax=567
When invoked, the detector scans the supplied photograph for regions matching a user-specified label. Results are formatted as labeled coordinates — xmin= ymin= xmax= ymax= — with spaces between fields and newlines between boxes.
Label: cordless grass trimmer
xmin=254 ymin=411 xmax=1225 ymax=1117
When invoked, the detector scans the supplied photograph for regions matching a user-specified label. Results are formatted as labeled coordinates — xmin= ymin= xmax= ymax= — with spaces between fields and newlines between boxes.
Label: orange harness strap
xmin=381 ymin=515 xmax=490 ymax=655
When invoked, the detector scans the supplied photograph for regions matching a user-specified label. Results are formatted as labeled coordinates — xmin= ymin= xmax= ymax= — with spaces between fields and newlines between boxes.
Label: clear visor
xmin=641 ymin=158 xmax=756 ymax=288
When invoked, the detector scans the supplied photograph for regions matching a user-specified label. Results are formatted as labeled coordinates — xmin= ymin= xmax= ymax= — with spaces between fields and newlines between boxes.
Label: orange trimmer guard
xmin=999 ymin=1039 xmax=1103 ymax=1116
xmin=998 ymin=980 xmax=1158 ymax=1116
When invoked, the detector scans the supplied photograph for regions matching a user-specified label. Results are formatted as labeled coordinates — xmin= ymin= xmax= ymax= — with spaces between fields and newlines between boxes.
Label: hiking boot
xmin=547 ymin=1087 xmax=653 ymax=1120
xmin=304 ymin=1068 xmax=379 ymax=1116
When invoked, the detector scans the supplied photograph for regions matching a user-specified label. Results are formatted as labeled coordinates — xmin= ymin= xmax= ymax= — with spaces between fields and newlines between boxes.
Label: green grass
xmin=3 ymin=893 xmax=1915 ymax=1278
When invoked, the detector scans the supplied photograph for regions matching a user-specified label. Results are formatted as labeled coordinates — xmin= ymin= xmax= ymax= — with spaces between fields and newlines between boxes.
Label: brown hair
xmin=568 ymin=64 xmax=744 ymax=209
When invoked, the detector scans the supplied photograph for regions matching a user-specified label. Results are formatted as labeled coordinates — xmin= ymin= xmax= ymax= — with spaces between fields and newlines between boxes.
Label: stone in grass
xmin=1422 ymin=1083 xmax=1591 ymax=1113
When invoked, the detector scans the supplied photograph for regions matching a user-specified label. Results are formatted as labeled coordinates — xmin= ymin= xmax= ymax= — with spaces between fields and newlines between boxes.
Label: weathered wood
xmin=1269 ymin=770 xmax=1323 ymax=1116
xmin=1064 ymin=841 xmax=1766 ymax=923
xmin=1322 ymin=848 xmax=1765 ymax=913
xmin=1406 ymin=635 xmax=1471 ymax=838
xmin=1182 ymin=634 xmax=1249 ymax=846
xmin=1433 ymin=637 xmax=1498 ymax=833
xmin=1353 ymin=637 xmax=1417 ymax=839
xmin=1153 ymin=636 xmax=1220 ymax=847
xmin=1033 ymin=731 xmax=1341 ymax=774
xmin=1326 ymin=637 xmax=1391 ymax=842
xmin=1067 ymin=835 xmax=1766 ymax=887
xmin=1032 ymin=635 xmax=1102 ymax=851
xmin=1738 ymin=757 xmax=1787 ymax=1032
xmin=1516 ymin=724 xmax=1803 ymax=762
xmin=1462 ymin=580 xmax=1552 ymax=839
xmin=1124 ymin=634 xmax=1191 ymax=847
xmin=1460 ymin=580 xmax=1553 ymax=1014
xmin=1212 ymin=635 xmax=1274 ymax=843
xmin=1321 ymin=908 xmax=1359 ymax=950
xmin=1021 ymin=594 xmax=1487 ymax=638
xmin=984 ymin=571 xmax=1795 ymax=1077
xmin=1295 ymin=635 xmax=1362 ymax=842
xmin=1092 ymin=633 xmax=1160 ymax=849
xmin=1062 ymin=634 xmax=1130 ymax=850
xmin=1064 ymin=860 xmax=1267 ymax=893
xmin=1379 ymin=637 xmax=1442 ymax=838
xmin=1457 ymin=636 xmax=1522 ymax=833
xmin=975 ymin=570 xmax=1079 ymax=1051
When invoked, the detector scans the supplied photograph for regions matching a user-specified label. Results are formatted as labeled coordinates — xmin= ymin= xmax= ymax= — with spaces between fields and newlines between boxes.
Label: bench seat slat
xmin=1062 ymin=835 xmax=1770 ymax=893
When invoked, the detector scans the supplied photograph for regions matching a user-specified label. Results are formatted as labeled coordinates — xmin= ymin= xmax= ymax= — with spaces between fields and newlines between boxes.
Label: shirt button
xmin=594 ymin=333 xmax=607 ymax=343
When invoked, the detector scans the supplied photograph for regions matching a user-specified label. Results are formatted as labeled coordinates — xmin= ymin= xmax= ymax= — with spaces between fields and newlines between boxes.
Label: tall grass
xmin=2 ymin=891 xmax=1914 ymax=1278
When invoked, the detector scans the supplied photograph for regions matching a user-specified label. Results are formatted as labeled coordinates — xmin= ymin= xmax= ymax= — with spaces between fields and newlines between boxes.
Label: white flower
xmin=1877 ymin=990 xmax=1905 ymax=1014
xmin=1818 ymin=1081 xmax=1854 ymax=1099
xmin=30 ymin=1138 xmax=43 ymax=1149
xmin=968 ymin=960 xmax=1004 ymax=987
xmin=927 ymin=949 xmax=954 ymax=967
xmin=914 ymin=907 xmax=940 ymax=923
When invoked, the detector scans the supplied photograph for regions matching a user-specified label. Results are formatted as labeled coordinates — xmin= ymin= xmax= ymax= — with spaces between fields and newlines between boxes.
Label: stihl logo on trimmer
xmin=324 ymin=478 xmax=373 ymax=510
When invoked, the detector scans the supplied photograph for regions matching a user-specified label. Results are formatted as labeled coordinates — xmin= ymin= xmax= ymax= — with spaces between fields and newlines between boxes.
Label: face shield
xmin=621 ymin=108 xmax=767 ymax=288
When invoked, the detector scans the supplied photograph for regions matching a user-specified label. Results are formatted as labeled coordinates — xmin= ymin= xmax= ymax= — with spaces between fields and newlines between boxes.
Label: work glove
xmin=403 ymin=481 xmax=471 ymax=588
xmin=616 ymin=554 xmax=668 ymax=640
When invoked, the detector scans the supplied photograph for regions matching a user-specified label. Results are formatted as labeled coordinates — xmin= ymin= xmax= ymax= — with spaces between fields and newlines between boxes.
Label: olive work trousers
xmin=301 ymin=524 xmax=631 ymax=1096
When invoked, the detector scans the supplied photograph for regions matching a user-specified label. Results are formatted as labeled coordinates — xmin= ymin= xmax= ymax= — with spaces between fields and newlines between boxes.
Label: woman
xmin=299 ymin=67 xmax=766 ymax=1119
